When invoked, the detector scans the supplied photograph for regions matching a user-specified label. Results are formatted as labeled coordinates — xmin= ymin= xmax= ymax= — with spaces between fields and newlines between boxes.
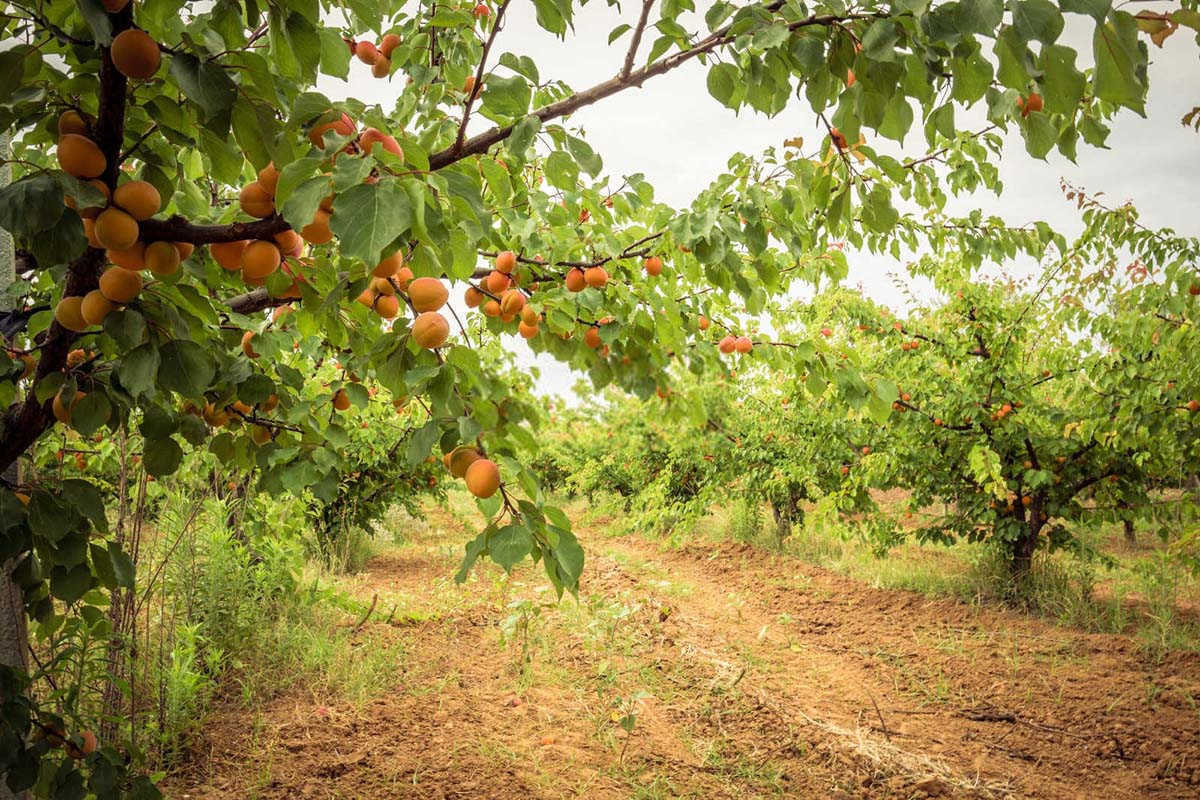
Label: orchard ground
xmin=163 ymin=491 xmax=1200 ymax=799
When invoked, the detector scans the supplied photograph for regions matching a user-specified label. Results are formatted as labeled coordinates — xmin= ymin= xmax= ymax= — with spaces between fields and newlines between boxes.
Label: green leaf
xmin=157 ymin=341 xmax=216 ymax=398
xmin=1023 ymin=112 xmax=1057 ymax=159
xmin=169 ymin=52 xmax=238 ymax=129
xmin=543 ymin=151 xmax=579 ymax=190
xmin=107 ymin=543 xmax=136 ymax=589
xmin=70 ymin=391 xmax=110 ymax=437
xmin=330 ymin=180 xmax=414 ymax=265
xmin=481 ymin=74 xmax=532 ymax=121
xmin=1092 ymin=12 xmax=1147 ymax=114
xmin=406 ymin=419 xmax=440 ymax=467
xmin=144 ymin=437 xmax=184 ymax=477
xmin=279 ymin=174 xmax=328 ymax=231
xmin=488 ymin=523 xmax=533 ymax=571
xmin=706 ymin=63 xmax=741 ymax=109
xmin=608 ymin=23 xmax=632 ymax=44
xmin=1061 ymin=0 xmax=1111 ymax=23
xmin=76 ymin=0 xmax=114 ymax=45
xmin=117 ymin=343 xmax=160 ymax=398
xmin=1038 ymin=44 xmax=1086 ymax=115
xmin=507 ymin=115 xmax=541 ymax=157
xmin=61 ymin=479 xmax=107 ymax=534
xmin=50 ymin=564 xmax=93 ymax=604
xmin=1013 ymin=0 xmax=1065 ymax=43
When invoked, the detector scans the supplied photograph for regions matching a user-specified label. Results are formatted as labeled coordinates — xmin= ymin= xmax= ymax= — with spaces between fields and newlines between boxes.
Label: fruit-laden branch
xmin=477 ymin=231 xmax=664 ymax=272
xmin=426 ymin=5 xmax=882 ymax=170
xmin=0 ymin=6 xmax=133 ymax=476
xmin=138 ymin=214 xmax=291 ymax=245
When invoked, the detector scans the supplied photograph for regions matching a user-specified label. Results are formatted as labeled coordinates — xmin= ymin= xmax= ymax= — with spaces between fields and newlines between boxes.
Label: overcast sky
xmin=322 ymin=2 xmax=1199 ymax=399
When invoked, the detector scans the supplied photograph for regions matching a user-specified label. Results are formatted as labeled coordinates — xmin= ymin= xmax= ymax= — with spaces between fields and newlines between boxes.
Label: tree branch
xmin=453 ymin=0 xmax=513 ymax=155
xmin=138 ymin=214 xmax=291 ymax=245
xmin=621 ymin=0 xmax=657 ymax=79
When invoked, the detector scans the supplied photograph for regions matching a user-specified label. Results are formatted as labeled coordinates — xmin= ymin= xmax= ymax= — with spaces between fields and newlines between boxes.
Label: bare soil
xmin=163 ymin=506 xmax=1200 ymax=799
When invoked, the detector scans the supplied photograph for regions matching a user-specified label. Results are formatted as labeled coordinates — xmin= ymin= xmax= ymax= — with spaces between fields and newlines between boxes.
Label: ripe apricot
xmin=55 ymin=297 xmax=89 ymax=332
xmin=308 ymin=112 xmax=355 ymax=148
xmin=173 ymin=241 xmax=194 ymax=260
xmin=371 ymin=276 xmax=396 ymax=296
xmin=83 ymin=218 xmax=102 ymax=248
xmin=584 ymin=326 xmax=602 ymax=349
xmin=698 ymin=315 xmax=710 ymax=331
xmin=380 ymin=33 xmax=401 ymax=57
xmin=95 ymin=207 xmax=139 ymax=250
xmin=735 ymin=336 xmax=752 ymax=354
xmin=465 ymin=458 xmax=500 ymax=499
xmin=1019 ymin=92 xmax=1043 ymax=117
xmin=584 ymin=266 xmax=608 ymax=288
xmin=372 ymin=54 xmax=391 ymax=78
xmin=301 ymin=209 xmax=333 ymax=244
xmin=356 ymin=289 xmax=377 ymax=308
xmin=241 ymin=240 xmax=281 ymax=279
xmin=482 ymin=300 xmax=501 ymax=317
xmin=332 ymin=389 xmax=351 ymax=411
xmin=485 ymin=269 xmax=511 ymax=294
xmin=112 ymin=180 xmax=160 ymax=220
xmin=518 ymin=321 xmax=538 ymax=339
xmin=80 ymin=290 xmax=115 ymax=326
xmin=241 ymin=331 xmax=259 ymax=358
xmin=464 ymin=286 xmax=485 ymax=307
xmin=53 ymin=389 xmax=85 ymax=424
xmin=495 ymin=250 xmax=517 ymax=273
xmin=519 ymin=305 xmax=538 ymax=325
xmin=409 ymin=277 xmax=449 ymax=312
xmin=112 ymin=29 xmax=161 ymax=80
xmin=448 ymin=446 xmax=481 ymax=478
xmin=355 ymin=41 xmax=378 ymax=64
xmin=375 ymin=294 xmax=400 ymax=319
xmin=145 ymin=240 xmax=180 ymax=276
xmin=57 ymin=134 xmax=106 ymax=178
xmin=211 ymin=240 xmax=248 ymax=270
xmin=58 ymin=110 xmax=89 ymax=136
xmin=411 ymin=312 xmax=449 ymax=348
xmin=360 ymin=127 xmax=402 ymax=156
xmin=394 ymin=266 xmax=413 ymax=292
xmin=251 ymin=425 xmax=271 ymax=445
xmin=257 ymin=162 xmax=280 ymax=194
xmin=99 ymin=266 xmax=142 ymax=303
xmin=474 ymin=3 xmax=491 ymax=18
xmin=274 ymin=228 xmax=304 ymax=257
xmin=718 ymin=336 xmax=736 ymax=354
xmin=500 ymin=289 xmax=525 ymax=316
xmin=239 ymin=181 xmax=275 ymax=218
xmin=564 ymin=268 xmax=586 ymax=292
xmin=107 ymin=242 xmax=146 ymax=271
xmin=373 ymin=251 xmax=403 ymax=278
xmin=643 ymin=256 xmax=662 ymax=276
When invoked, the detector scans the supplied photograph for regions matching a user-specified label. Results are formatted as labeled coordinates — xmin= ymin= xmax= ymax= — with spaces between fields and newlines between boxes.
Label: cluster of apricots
xmin=356 ymin=262 xmax=451 ymax=349
xmin=717 ymin=334 xmax=754 ymax=354
xmin=345 ymin=31 xmax=401 ymax=79
xmin=1016 ymin=92 xmax=1044 ymax=118
xmin=466 ymin=251 xmax=543 ymax=338
xmin=442 ymin=446 xmax=501 ymax=499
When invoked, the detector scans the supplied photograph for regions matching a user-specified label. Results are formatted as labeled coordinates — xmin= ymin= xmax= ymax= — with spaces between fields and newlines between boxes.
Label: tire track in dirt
xmin=586 ymin=526 xmax=1200 ymax=799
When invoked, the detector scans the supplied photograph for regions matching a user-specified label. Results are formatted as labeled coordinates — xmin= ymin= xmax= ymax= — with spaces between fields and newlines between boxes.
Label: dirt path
xmin=164 ymin=507 xmax=1200 ymax=799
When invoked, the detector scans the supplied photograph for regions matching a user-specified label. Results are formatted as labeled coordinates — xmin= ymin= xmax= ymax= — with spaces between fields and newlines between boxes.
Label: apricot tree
xmin=1 ymin=0 xmax=1196 ymax=794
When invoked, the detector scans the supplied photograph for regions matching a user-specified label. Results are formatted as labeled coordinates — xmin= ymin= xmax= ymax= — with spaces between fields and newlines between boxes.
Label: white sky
xmin=323 ymin=2 xmax=1200 ymax=400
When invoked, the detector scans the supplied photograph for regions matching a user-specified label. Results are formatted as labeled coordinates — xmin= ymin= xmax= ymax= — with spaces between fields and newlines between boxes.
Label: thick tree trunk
xmin=1123 ymin=519 xmax=1136 ymax=546
xmin=1011 ymin=510 xmax=1044 ymax=579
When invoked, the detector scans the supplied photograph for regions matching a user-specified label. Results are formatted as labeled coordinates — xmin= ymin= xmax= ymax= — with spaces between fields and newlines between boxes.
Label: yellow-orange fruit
xmin=112 ymin=180 xmax=160 ymax=220
xmin=643 ymin=256 xmax=662 ymax=276
xmin=15 ymin=353 xmax=36 ymax=380
xmin=584 ymin=326 xmax=603 ymax=349
xmin=355 ymin=41 xmax=378 ymax=64
xmin=482 ymin=299 xmax=501 ymax=318
xmin=500 ymin=289 xmax=525 ymax=316
xmin=411 ymin=312 xmax=449 ymax=348
xmin=409 ymin=277 xmax=448 ymax=312
xmin=173 ymin=241 xmax=194 ymax=260
xmin=360 ymin=127 xmax=402 ymax=157
xmin=270 ymin=229 xmax=301 ymax=258
xmin=66 ymin=348 xmax=88 ymax=368
xmin=735 ymin=336 xmax=753 ymax=354
xmin=301 ymin=209 xmax=333 ymax=244
xmin=518 ymin=321 xmax=538 ymax=339
xmin=464 ymin=286 xmax=484 ymax=307
xmin=241 ymin=240 xmax=281 ymax=279
xmin=565 ymin=268 xmax=586 ymax=292
xmin=495 ymin=250 xmax=516 ymax=273
xmin=718 ymin=335 xmax=736 ymax=354
xmin=371 ymin=276 xmax=396 ymax=296
xmin=94 ymin=207 xmax=139 ymax=250
xmin=261 ymin=394 xmax=279 ymax=412
xmin=54 ymin=296 xmax=89 ymax=332
xmin=500 ymin=311 xmax=516 ymax=324
xmin=394 ymin=266 xmax=414 ymax=292
xmin=99 ymin=266 xmax=142 ymax=303
xmin=698 ymin=315 xmax=710 ymax=331
xmin=239 ymin=181 xmax=275 ymax=218
xmin=464 ymin=458 xmax=500 ymax=499
xmin=83 ymin=218 xmax=102 ymax=248
xmin=373 ymin=251 xmax=403 ymax=278
xmin=241 ymin=331 xmax=259 ymax=358
xmin=112 ymin=29 xmax=161 ymax=79
xmin=145 ymin=240 xmax=180 ymax=276
xmin=271 ymin=305 xmax=293 ymax=323
xmin=372 ymin=54 xmax=391 ymax=78
xmin=57 ymin=134 xmax=106 ymax=178
xmin=107 ymin=243 xmax=145 ymax=271
xmin=380 ymin=33 xmax=401 ymax=57
xmin=584 ymin=266 xmax=608 ymax=288
xmin=485 ymin=269 xmax=510 ymax=294
xmin=257 ymin=162 xmax=280 ymax=194
xmin=80 ymin=290 xmax=115 ymax=325
xmin=375 ymin=294 xmax=400 ymax=319
xmin=332 ymin=389 xmax=351 ymax=411
xmin=308 ymin=113 xmax=355 ymax=148
xmin=356 ymin=288 xmax=377 ymax=308
xmin=52 ymin=389 xmax=85 ymax=424
xmin=519 ymin=305 xmax=538 ymax=325
xmin=211 ymin=240 xmax=248 ymax=270
xmin=448 ymin=446 xmax=480 ymax=478
xmin=202 ymin=403 xmax=230 ymax=427
xmin=251 ymin=425 xmax=271 ymax=445
xmin=58 ymin=110 xmax=89 ymax=136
